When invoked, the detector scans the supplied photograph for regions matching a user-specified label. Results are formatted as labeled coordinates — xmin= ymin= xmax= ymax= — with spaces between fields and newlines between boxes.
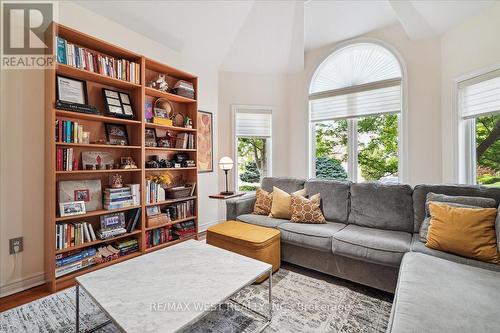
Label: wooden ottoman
xmin=207 ymin=220 xmax=280 ymax=282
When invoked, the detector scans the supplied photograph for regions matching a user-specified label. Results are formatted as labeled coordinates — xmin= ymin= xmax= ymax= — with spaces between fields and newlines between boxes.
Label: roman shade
xmin=459 ymin=69 xmax=500 ymax=119
xmin=235 ymin=110 xmax=272 ymax=138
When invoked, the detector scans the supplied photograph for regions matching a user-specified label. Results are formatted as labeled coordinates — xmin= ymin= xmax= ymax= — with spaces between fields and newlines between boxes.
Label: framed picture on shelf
xmin=102 ymin=88 xmax=135 ymax=119
xmin=146 ymin=205 xmax=161 ymax=217
xmin=59 ymin=201 xmax=86 ymax=217
xmin=105 ymin=123 xmax=129 ymax=146
xmin=56 ymin=75 xmax=88 ymax=105
xmin=100 ymin=212 xmax=126 ymax=230
xmin=145 ymin=128 xmax=157 ymax=147
xmin=197 ymin=110 xmax=213 ymax=172
xmin=59 ymin=179 xmax=103 ymax=211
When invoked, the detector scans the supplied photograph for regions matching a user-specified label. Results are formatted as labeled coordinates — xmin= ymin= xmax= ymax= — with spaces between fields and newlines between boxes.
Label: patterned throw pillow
xmin=253 ymin=188 xmax=273 ymax=215
xmin=290 ymin=193 xmax=326 ymax=224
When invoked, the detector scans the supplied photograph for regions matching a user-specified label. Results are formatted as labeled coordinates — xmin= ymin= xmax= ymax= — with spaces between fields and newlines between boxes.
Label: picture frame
xmin=100 ymin=212 xmax=126 ymax=230
xmin=59 ymin=201 xmax=86 ymax=217
xmin=153 ymin=98 xmax=174 ymax=119
xmin=146 ymin=205 xmax=161 ymax=217
xmin=105 ymin=123 xmax=129 ymax=146
xmin=102 ymin=88 xmax=135 ymax=119
xmin=197 ymin=110 xmax=213 ymax=172
xmin=145 ymin=128 xmax=157 ymax=147
xmin=58 ymin=179 xmax=103 ymax=212
xmin=56 ymin=75 xmax=88 ymax=105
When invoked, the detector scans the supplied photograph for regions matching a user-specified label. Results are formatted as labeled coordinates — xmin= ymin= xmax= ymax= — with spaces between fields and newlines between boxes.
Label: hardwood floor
xmin=0 ymin=284 xmax=51 ymax=312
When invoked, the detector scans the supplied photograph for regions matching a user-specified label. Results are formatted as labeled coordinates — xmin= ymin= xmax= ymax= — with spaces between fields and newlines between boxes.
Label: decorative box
xmin=146 ymin=213 xmax=169 ymax=228
xmin=153 ymin=117 xmax=173 ymax=126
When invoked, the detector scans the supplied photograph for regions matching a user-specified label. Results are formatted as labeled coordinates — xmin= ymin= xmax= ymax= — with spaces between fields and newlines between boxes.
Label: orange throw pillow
xmin=253 ymin=188 xmax=273 ymax=215
xmin=426 ymin=202 xmax=500 ymax=264
xmin=290 ymin=193 xmax=326 ymax=224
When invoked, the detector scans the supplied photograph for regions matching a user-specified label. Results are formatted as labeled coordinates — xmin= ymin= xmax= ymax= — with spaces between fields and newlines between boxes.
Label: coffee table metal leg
xmin=268 ymin=267 xmax=272 ymax=322
xmin=75 ymin=284 xmax=80 ymax=333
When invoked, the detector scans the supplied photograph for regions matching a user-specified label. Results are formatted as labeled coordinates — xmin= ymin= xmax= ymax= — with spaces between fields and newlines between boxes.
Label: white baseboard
xmin=0 ymin=272 xmax=46 ymax=298
xmin=198 ymin=219 xmax=222 ymax=232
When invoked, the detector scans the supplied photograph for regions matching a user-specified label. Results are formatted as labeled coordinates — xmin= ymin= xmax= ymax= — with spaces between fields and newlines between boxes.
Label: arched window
xmin=309 ymin=42 xmax=404 ymax=183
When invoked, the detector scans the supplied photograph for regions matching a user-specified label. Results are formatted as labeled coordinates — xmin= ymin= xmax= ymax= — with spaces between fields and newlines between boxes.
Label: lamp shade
xmin=218 ymin=156 xmax=234 ymax=170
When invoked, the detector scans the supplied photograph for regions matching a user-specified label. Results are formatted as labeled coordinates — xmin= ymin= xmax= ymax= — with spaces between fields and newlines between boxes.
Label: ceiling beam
xmin=388 ymin=0 xmax=436 ymax=40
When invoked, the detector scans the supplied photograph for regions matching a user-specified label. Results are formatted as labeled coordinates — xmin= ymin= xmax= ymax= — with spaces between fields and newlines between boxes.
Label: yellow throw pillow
xmin=270 ymin=186 xmax=306 ymax=220
xmin=253 ymin=188 xmax=273 ymax=215
xmin=290 ymin=193 xmax=326 ymax=224
xmin=426 ymin=202 xmax=500 ymax=264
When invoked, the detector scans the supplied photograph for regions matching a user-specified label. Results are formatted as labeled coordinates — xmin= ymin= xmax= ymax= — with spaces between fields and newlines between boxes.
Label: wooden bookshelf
xmin=45 ymin=23 xmax=199 ymax=292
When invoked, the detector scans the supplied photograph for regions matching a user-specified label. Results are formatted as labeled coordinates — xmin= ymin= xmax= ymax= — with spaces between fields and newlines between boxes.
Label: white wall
xmin=287 ymin=24 xmax=443 ymax=185
xmin=440 ymin=4 xmax=500 ymax=183
xmin=217 ymin=71 xmax=290 ymax=192
xmin=0 ymin=1 xmax=219 ymax=296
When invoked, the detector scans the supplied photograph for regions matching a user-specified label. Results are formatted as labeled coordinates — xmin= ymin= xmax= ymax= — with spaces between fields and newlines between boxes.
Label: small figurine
xmin=120 ymin=157 xmax=137 ymax=169
xmin=155 ymin=74 xmax=169 ymax=92
xmin=111 ymin=174 xmax=123 ymax=188
xmin=184 ymin=116 xmax=193 ymax=129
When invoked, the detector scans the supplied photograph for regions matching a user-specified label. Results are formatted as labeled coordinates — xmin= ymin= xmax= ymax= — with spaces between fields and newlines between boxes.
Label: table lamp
xmin=219 ymin=156 xmax=234 ymax=195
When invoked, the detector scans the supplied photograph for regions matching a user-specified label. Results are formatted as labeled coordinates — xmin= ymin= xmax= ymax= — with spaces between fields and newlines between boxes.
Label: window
xmin=233 ymin=106 xmax=272 ymax=192
xmin=458 ymin=68 xmax=500 ymax=187
xmin=309 ymin=42 xmax=403 ymax=183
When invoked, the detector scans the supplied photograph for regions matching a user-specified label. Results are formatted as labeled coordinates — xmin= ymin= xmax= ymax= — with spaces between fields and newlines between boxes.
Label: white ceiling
xmin=75 ymin=0 xmax=496 ymax=74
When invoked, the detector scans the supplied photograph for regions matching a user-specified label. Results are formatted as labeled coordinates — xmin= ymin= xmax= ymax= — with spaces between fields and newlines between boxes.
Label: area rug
xmin=0 ymin=267 xmax=392 ymax=333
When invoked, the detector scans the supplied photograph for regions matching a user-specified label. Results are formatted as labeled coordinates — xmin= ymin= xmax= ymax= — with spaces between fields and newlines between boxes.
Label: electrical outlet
xmin=9 ymin=237 xmax=23 ymax=254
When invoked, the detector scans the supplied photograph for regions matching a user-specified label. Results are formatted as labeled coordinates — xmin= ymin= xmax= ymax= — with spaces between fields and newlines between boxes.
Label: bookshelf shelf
xmin=145 ymin=123 xmax=197 ymax=132
xmin=56 ymin=169 xmax=142 ymax=175
xmin=144 ymin=234 xmax=197 ymax=253
xmin=55 ymin=205 xmax=141 ymax=222
xmin=144 ymin=196 xmax=197 ymax=207
xmin=55 ymin=143 xmax=142 ymax=149
xmin=145 ymin=87 xmax=196 ymax=103
xmin=145 ymin=216 xmax=197 ymax=231
xmin=145 ymin=147 xmax=196 ymax=152
xmin=46 ymin=23 xmax=199 ymax=292
xmin=55 ymin=110 xmax=142 ymax=125
xmin=57 ymin=64 xmax=141 ymax=89
xmin=55 ymin=230 xmax=142 ymax=255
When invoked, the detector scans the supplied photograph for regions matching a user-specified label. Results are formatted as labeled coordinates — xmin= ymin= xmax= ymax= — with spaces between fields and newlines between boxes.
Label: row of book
xmin=56 ymin=148 xmax=78 ymax=171
xmin=163 ymin=200 xmax=195 ymax=221
xmin=56 ymin=222 xmax=96 ymax=250
xmin=54 ymin=238 xmax=139 ymax=278
xmin=103 ymin=185 xmax=139 ymax=210
xmin=55 ymin=119 xmax=84 ymax=143
xmin=145 ymin=180 xmax=162 ymax=204
xmin=175 ymin=133 xmax=195 ymax=149
xmin=56 ymin=36 xmax=140 ymax=84
xmin=146 ymin=227 xmax=173 ymax=248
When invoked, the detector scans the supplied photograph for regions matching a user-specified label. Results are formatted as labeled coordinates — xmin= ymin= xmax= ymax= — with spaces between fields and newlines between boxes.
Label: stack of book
xmin=56 ymin=222 xmax=96 ymax=250
xmin=172 ymin=220 xmax=196 ymax=239
xmin=175 ymin=133 xmax=195 ymax=149
xmin=55 ymin=247 xmax=98 ymax=277
xmin=114 ymin=238 xmax=139 ymax=255
xmin=103 ymin=187 xmax=134 ymax=210
xmin=163 ymin=200 xmax=195 ymax=221
xmin=146 ymin=227 xmax=173 ymax=249
xmin=56 ymin=147 xmax=77 ymax=171
xmin=56 ymin=36 xmax=140 ymax=84
xmin=56 ymin=119 xmax=84 ymax=143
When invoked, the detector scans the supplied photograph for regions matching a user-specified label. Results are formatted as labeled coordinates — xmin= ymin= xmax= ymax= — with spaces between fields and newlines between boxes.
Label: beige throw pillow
xmin=253 ymin=188 xmax=273 ymax=215
xmin=269 ymin=186 xmax=306 ymax=220
xmin=290 ymin=193 xmax=326 ymax=224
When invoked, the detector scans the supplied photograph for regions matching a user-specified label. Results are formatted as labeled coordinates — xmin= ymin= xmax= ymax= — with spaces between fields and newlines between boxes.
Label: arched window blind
xmin=310 ymin=43 xmax=402 ymax=121
xmin=459 ymin=69 xmax=500 ymax=119
xmin=235 ymin=109 xmax=272 ymax=138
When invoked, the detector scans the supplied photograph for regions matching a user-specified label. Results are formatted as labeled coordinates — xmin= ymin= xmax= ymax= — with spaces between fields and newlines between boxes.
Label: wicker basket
xmin=164 ymin=186 xmax=192 ymax=199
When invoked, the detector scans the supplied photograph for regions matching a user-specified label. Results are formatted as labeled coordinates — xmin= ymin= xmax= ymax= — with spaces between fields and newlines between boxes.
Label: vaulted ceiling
xmin=75 ymin=0 xmax=496 ymax=74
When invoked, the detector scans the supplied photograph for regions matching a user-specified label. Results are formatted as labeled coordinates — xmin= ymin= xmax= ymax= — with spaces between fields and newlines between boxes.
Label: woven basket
xmin=165 ymin=186 xmax=192 ymax=199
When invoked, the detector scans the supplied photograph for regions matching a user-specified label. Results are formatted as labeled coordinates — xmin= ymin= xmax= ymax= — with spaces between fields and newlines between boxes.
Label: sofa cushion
xmin=410 ymin=233 xmax=500 ymax=272
xmin=332 ymin=225 xmax=411 ymax=267
xmin=387 ymin=252 xmax=500 ymax=333
xmin=304 ymin=179 xmax=351 ymax=223
xmin=412 ymin=184 xmax=500 ymax=233
xmin=278 ymin=222 xmax=346 ymax=252
xmin=348 ymin=182 xmax=414 ymax=232
xmin=261 ymin=177 xmax=306 ymax=193
xmin=237 ymin=214 xmax=288 ymax=228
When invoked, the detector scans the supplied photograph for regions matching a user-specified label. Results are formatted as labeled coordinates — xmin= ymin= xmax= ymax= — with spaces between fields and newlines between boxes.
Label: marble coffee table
xmin=75 ymin=240 xmax=272 ymax=333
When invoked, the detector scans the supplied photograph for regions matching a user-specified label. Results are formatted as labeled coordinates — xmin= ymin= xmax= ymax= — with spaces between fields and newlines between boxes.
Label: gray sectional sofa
xmin=226 ymin=177 xmax=500 ymax=332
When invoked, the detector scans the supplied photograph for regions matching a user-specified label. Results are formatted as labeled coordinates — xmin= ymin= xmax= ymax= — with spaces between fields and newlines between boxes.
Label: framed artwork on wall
xmin=197 ymin=110 xmax=213 ymax=173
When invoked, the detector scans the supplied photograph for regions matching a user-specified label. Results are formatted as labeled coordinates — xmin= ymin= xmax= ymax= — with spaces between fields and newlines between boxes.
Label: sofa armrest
xmin=226 ymin=194 xmax=256 ymax=220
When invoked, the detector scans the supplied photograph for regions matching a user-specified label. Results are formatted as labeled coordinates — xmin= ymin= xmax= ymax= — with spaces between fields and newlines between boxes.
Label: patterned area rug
xmin=0 ymin=267 xmax=392 ymax=333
